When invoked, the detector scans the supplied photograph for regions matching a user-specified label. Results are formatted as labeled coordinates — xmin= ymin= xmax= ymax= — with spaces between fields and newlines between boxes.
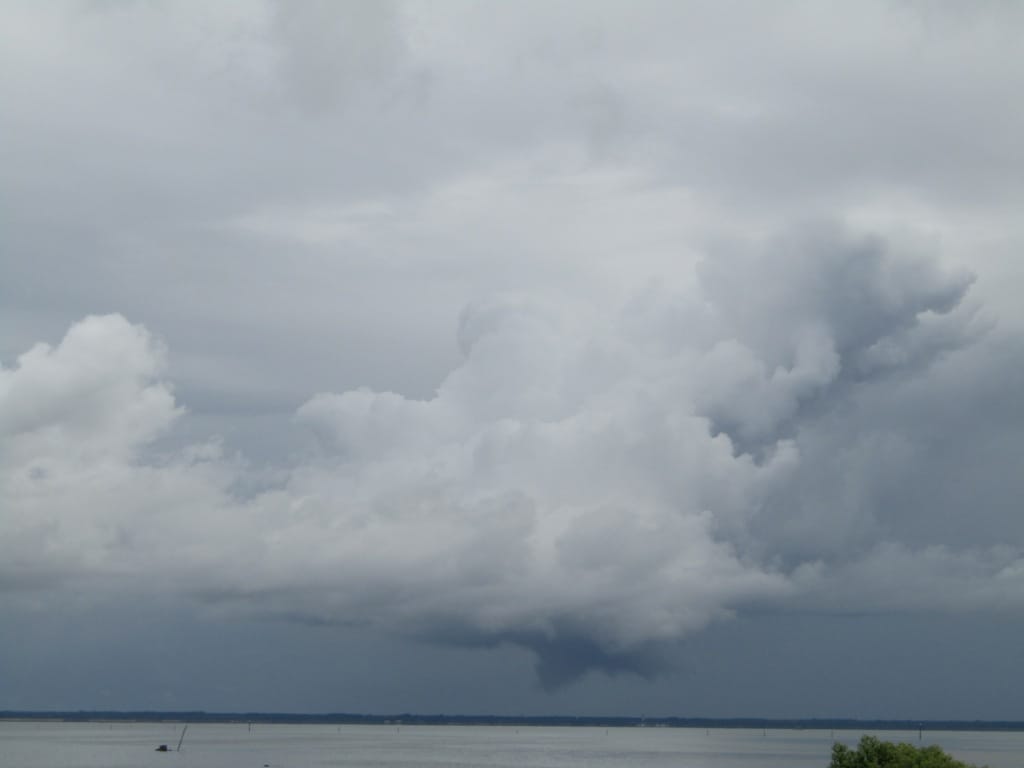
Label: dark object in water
xmin=155 ymin=723 xmax=188 ymax=753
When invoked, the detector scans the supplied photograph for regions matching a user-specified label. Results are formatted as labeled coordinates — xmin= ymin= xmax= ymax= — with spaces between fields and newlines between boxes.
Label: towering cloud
xmin=5 ymin=224 xmax=1018 ymax=687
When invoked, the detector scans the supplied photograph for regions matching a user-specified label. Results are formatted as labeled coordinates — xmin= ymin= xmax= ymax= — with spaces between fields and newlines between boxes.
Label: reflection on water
xmin=2 ymin=721 xmax=1021 ymax=768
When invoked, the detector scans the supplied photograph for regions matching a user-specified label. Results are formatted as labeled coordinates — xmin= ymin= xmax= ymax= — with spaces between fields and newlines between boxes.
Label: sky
xmin=2 ymin=0 xmax=1024 ymax=720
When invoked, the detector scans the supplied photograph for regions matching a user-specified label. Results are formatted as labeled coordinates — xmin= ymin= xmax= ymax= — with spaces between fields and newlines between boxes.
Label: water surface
xmin=2 ymin=721 xmax=1020 ymax=768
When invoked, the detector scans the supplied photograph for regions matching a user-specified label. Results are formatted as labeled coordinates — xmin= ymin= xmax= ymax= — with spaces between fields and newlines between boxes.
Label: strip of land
xmin=2 ymin=712 xmax=1023 ymax=730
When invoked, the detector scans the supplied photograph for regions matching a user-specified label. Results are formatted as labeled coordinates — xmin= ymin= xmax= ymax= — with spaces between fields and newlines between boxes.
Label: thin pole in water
xmin=176 ymin=724 xmax=189 ymax=752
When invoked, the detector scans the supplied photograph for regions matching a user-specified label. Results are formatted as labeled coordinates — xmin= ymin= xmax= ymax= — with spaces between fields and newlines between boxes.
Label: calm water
xmin=2 ymin=722 xmax=1022 ymax=768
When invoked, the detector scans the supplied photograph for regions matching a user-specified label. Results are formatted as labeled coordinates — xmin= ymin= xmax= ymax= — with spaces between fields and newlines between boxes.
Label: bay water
xmin=2 ymin=721 xmax=1021 ymax=768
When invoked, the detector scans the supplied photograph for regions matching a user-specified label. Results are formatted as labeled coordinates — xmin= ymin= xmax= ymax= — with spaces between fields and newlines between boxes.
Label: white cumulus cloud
xmin=5 ymin=225 xmax=1019 ymax=687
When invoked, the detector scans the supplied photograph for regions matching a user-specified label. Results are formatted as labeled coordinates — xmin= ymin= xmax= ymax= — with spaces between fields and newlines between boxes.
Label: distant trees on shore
xmin=831 ymin=736 xmax=982 ymax=768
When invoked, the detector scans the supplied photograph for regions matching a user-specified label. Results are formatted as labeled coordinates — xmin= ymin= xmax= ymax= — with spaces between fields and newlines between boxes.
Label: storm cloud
xmin=3 ymin=1 xmax=1024 ymax=707
xmin=4 ymin=223 xmax=1019 ymax=686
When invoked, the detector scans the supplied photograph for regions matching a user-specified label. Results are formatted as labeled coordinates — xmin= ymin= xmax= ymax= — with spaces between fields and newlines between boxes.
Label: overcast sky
xmin=3 ymin=0 xmax=1024 ymax=719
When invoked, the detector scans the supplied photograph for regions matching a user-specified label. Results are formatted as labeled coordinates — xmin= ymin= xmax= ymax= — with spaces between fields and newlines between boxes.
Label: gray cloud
xmin=4 ymin=224 xmax=1021 ymax=687
xmin=271 ymin=0 xmax=408 ymax=114
xmin=692 ymin=223 xmax=980 ymax=451
xmin=3 ymin=1 xmax=1024 ymax=703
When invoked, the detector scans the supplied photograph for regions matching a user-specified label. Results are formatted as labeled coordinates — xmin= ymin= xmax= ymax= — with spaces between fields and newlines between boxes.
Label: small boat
xmin=156 ymin=724 xmax=188 ymax=753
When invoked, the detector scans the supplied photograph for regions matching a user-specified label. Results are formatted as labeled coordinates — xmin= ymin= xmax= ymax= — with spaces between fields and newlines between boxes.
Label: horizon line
xmin=4 ymin=711 xmax=1024 ymax=730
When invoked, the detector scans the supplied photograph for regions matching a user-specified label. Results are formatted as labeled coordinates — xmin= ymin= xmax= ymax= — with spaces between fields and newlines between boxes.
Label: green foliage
xmin=829 ymin=736 xmax=984 ymax=768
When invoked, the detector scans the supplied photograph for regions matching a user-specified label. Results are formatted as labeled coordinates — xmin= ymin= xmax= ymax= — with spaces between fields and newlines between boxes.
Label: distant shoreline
xmin=3 ymin=712 xmax=1024 ymax=731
